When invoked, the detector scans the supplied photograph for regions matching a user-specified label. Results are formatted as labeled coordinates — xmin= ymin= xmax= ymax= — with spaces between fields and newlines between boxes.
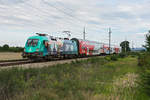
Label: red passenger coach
xmin=71 ymin=38 xmax=120 ymax=56
xmin=114 ymin=47 xmax=120 ymax=54
xmin=102 ymin=44 xmax=110 ymax=54
xmin=79 ymin=40 xmax=94 ymax=56
xmin=71 ymin=38 xmax=103 ymax=56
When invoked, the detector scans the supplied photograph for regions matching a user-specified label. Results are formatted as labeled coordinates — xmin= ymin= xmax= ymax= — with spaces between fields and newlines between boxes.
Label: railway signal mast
xmin=109 ymin=28 xmax=112 ymax=55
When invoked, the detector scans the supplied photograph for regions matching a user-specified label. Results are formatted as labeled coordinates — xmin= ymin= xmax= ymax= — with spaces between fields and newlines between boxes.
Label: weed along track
xmin=0 ymin=55 xmax=146 ymax=100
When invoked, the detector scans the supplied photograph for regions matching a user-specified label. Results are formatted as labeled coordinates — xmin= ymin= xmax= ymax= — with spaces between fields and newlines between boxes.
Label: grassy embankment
xmin=0 ymin=55 xmax=149 ymax=100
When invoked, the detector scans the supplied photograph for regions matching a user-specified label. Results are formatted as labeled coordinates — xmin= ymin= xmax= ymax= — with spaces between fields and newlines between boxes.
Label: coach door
xmin=87 ymin=47 xmax=89 ymax=55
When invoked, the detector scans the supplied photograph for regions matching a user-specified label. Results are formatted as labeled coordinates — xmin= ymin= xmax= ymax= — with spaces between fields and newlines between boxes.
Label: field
xmin=0 ymin=55 xmax=149 ymax=100
xmin=0 ymin=52 xmax=22 ymax=61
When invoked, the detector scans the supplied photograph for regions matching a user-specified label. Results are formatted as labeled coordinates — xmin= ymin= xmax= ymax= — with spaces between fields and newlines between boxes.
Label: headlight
xmin=36 ymin=48 xmax=39 ymax=51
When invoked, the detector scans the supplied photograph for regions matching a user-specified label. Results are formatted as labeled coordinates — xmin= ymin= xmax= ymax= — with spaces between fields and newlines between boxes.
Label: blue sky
xmin=0 ymin=0 xmax=149 ymax=47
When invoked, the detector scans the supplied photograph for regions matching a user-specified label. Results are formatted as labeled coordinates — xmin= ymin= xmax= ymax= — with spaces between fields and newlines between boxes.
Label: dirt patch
xmin=0 ymin=52 xmax=22 ymax=60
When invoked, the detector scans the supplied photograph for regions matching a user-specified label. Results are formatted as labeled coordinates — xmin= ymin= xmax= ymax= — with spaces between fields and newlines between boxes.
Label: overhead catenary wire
xmin=24 ymin=1 xmax=115 ymax=43
xmin=43 ymin=0 xmax=107 ymax=32
xmin=24 ymin=2 xmax=85 ymax=36
xmin=25 ymin=2 xmax=90 ymax=39
xmin=25 ymin=2 xmax=81 ymax=27
xmin=43 ymin=1 xmax=83 ymax=24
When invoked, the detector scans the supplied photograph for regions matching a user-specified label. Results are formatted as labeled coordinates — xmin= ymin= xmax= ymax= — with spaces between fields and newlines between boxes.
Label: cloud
xmin=0 ymin=0 xmax=26 ymax=5
xmin=0 ymin=0 xmax=149 ymax=47
xmin=136 ymin=32 xmax=147 ymax=36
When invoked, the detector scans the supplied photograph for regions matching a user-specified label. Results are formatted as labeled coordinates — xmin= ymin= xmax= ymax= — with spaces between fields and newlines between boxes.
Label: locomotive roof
xmin=28 ymin=35 xmax=48 ymax=40
xmin=74 ymin=38 xmax=108 ymax=45
xmin=72 ymin=38 xmax=120 ymax=47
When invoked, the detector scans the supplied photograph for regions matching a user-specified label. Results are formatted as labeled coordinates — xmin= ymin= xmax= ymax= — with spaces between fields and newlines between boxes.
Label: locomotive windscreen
xmin=27 ymin=39 xmax=39 ymax=47
xmin=71 ymin=38 xmax=79 ymax=55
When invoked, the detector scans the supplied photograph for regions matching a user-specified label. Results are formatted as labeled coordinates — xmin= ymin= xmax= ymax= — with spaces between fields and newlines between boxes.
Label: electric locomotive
xmin=61 ymin=39 xmax=78 ymax=58
xmin=22 ymin=33 xmax=63 ymax=59
xmin=22 ymin=33 xmax=78 ymax=59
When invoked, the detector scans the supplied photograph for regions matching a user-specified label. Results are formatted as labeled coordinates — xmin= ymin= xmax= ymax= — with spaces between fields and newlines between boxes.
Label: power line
xmin=43 ymin=1 xmax=82 ymax=23
xmin=24 ymin=2 xmax=84 ymax=35
xmin=25 ymin=1 xmax=113 ymax=43
xmin=52 ymin=1 xmax=107 ymax=30
xmin=43 ymin=1 xmax=107 ymax=32
xmin=52 ymin=1 xmax=75 ymax=14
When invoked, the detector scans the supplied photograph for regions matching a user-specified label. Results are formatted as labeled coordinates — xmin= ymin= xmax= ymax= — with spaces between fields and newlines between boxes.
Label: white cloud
xmin=0 ymin=0 xmax=149 ymax=47
xmin=136 ymin=32 xmax=147 ymax=36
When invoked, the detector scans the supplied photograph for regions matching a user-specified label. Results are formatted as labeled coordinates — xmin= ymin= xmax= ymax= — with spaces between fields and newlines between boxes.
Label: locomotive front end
xmin=22 ymin=36 xmax=48 ymax=59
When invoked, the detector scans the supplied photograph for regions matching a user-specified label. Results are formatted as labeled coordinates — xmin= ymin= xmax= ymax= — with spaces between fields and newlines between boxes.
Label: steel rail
xmin=0 ymin=55 xmax=106 ymax=67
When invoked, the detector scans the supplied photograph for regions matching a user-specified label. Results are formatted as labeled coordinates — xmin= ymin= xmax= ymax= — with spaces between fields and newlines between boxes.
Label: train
xmin=22 ymin=33 xmax=121 ymax=59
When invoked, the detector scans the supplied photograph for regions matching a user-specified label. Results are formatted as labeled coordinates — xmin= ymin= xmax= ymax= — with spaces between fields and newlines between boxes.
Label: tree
xmin=120 ymin=41 xmax=130 ymax=52
xmin=3 ymin=44 xmax=9 ymax=49
xmin=143 ymin=30 xmax=150 ymax=52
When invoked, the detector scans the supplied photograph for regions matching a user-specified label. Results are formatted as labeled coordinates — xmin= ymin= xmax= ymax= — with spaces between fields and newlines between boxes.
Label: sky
xmin=0 ymin=0 xmax=149 ymax=47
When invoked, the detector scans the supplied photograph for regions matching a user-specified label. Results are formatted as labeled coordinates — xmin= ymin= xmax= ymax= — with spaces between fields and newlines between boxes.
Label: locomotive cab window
xmin=43 ymin=40 xmax=49 ymax=48
xmin=27 ymin=39 xmax=39 ymax=47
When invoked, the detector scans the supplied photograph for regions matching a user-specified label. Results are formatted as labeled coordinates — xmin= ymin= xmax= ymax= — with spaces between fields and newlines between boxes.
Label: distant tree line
xmin=0 ymin=44 xmax=24 ymax=52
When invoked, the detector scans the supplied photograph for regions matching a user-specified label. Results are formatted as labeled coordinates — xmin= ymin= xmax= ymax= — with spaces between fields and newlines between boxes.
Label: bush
xmin=138 ymin=52 xmax=150 ymax=96
xmin=119 ymin=53 xmax=127 ymax=58
xmin=110 ymin=55 xmax=118 ymax=61
xmin=138 ymin=53 xmax=150 ymax=67
xmin=141 ymin=70 xmax=150 ymax=95
xmin=104 ymin=56 xmax=111 ymax=61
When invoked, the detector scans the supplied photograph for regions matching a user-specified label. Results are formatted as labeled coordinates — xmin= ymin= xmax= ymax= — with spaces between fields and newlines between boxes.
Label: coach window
xmin=82 ymin=47 xmax=85 ymax=50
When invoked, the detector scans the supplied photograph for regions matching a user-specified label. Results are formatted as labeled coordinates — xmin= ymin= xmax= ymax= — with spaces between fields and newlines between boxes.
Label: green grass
xmin=0 ymin=56 xmax=149 ymax=100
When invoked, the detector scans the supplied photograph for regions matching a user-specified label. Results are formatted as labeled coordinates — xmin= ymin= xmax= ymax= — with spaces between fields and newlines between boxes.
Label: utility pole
xmin=83 ymin=27 xmax=86 ymax=40
xmin=132 ymin=41 xmax=134 ymax=49
xmin=109 ymin=28 xmax=111 ymax=55
xmin=125 ymin=37 xmax=127 ymax=53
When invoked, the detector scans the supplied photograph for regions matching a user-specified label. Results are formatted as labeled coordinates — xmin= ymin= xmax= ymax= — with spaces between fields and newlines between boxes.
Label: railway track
xmin=0 ymin=58 xmax=74 ymax=67
xmin=0 ymin=55 xmax=105 ymax=67
xmin=0 ymin=59 xmax=33 ymax=67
